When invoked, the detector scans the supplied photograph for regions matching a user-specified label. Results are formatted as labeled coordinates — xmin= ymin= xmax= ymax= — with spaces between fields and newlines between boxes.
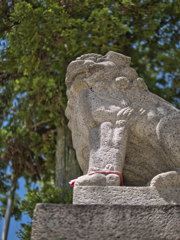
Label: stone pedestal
xmin=31 ymin=187 xmax=180 ymax=240
xmin=31 ymin=203 xmax=180 ymax=240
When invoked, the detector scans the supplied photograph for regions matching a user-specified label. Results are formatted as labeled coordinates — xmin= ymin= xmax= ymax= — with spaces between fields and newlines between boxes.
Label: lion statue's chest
xmin=84 ymin=89 xmax=161 ymax=134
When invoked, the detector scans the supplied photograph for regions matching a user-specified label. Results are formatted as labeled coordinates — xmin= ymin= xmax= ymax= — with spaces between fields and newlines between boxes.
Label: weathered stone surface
xmin=65 ymin=51 xmax=180 ymax=187
xmin=31 ymin=203 xmax=180 ymax=240
xmin=73 ymin=186 xmax=180 ymax=205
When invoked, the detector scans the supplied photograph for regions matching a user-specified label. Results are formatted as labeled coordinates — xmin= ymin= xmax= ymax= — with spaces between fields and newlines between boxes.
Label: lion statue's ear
xmin=105 ymin=51 xmax=131 ymax=69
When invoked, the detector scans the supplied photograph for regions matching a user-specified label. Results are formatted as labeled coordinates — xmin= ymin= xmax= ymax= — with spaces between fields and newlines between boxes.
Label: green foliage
xmin=20 ymin=185 xmax=72 ymax=218
xmin=16 ymin=224 xmax=32 ymax=240
xmin=16 ymin=184 xmax=72 ymax=240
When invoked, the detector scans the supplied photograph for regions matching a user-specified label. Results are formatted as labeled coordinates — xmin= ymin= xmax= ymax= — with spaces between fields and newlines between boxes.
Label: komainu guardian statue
xmin=65 ymin=51 xmax=180 ymax=187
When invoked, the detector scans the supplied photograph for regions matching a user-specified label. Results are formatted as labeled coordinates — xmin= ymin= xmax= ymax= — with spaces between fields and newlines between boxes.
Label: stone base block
xmin=31 ymin=204 xmax=180 ymax=240
xmin=73 ymin=186 xmax=180 ymax=205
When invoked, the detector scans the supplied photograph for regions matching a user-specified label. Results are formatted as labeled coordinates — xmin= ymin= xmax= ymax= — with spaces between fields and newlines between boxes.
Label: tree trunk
xmin=1 ymin=175 xmax=16 ymax=240
xmin=55 ymin=125 xmax=82 ymax=190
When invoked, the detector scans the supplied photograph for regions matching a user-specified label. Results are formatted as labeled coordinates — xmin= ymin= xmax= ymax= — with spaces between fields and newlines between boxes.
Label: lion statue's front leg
xmin=67 ymin=84 xmax=146 ymax=186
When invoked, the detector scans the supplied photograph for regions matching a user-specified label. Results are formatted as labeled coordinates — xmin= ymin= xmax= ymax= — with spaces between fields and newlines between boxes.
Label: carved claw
xmin=116 ymin=106 xmax=146 ymax=128
xmin=103 ymin=164 xmax=114 ymax=171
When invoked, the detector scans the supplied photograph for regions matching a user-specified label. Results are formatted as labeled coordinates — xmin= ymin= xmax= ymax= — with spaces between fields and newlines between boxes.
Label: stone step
xmin=73 ymin=186 xmax=180 ymax=205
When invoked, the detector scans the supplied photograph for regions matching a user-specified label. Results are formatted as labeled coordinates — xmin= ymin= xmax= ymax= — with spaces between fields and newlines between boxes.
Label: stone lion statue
xmin=65 ymin=51 xmax=180 ymax=187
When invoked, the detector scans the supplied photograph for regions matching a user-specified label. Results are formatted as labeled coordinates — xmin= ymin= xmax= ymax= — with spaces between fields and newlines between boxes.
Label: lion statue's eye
xmin=119 ymin=67 xmax=138 ymax=81
xmin=115 ymin=77 xmax=130 ymax=90
xmin=74 ymin=72 xmax=86 ymax=80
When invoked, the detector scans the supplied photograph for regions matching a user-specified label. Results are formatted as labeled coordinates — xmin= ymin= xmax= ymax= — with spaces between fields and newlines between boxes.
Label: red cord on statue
xmin=69 ymin=171 xmax=123 ymax=187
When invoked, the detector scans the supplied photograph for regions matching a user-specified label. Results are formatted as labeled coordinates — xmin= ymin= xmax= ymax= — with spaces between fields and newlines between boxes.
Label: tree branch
xmin=31 ymin=119 xmax=52 ymax=129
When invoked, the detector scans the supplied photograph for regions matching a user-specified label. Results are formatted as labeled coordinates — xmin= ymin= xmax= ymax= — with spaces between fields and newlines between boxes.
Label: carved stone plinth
xmin=73 ymin=186 xmax=180 ymax=205
xmin=31 ymin=203 xmax=180 ymax=240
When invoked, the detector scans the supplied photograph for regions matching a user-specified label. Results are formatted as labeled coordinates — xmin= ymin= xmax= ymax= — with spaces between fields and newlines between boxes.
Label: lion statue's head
xmin=65 ymin=51 xmax=148 ymax=127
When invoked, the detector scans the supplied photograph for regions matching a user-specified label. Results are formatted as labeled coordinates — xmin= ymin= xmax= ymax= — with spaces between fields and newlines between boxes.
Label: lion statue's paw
xmin=147 ymin=169 xmax=180 ymax=187
xmin=74 ymin=173 xmax=106 ymax=187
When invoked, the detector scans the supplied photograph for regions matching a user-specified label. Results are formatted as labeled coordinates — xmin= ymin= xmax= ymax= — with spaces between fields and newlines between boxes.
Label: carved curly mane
xmin=65 ymin=51 xmax=152 ymax=125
